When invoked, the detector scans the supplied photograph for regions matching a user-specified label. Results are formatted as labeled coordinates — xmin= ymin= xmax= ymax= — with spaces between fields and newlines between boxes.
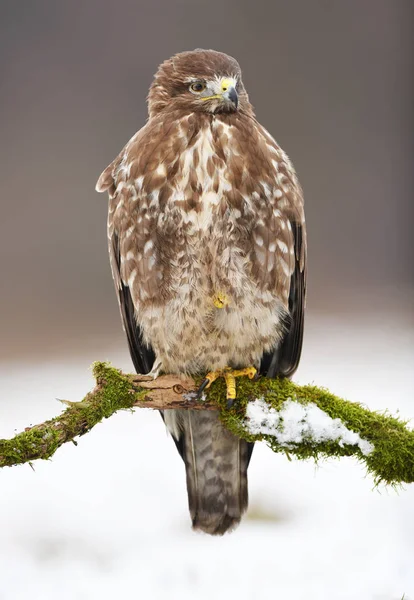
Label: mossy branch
xmin=0 ymin=361 xmax=413 ymax=486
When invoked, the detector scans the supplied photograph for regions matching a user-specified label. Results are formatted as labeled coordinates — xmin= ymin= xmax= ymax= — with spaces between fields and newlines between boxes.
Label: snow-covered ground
xmin=0 ymin=314 xmax=413 ymax=600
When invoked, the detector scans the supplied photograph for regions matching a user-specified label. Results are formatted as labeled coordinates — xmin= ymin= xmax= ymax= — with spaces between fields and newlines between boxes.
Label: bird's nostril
xmin=222 ymin=86 xmax=227 ymax=91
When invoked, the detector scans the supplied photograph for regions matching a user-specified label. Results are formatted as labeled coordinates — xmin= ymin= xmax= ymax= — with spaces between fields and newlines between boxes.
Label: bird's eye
xmin=190 ymin=81 xmax=206 ymax=93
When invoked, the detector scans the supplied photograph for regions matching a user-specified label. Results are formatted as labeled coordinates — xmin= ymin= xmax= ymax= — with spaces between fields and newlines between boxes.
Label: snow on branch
xmin=0 ymin=362 xmax=413 ymax=486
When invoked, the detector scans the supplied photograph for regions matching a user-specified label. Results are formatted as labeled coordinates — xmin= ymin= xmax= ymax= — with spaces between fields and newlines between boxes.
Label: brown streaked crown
xmin=147 ymin=49 xmax=252 ymax=117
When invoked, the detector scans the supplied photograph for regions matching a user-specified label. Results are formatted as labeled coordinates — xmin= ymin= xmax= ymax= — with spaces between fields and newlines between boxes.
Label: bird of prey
xmin=96 ymin=49 xmax=306 ymax=535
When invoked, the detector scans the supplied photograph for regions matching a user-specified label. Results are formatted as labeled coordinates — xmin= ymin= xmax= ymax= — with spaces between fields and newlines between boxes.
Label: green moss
xmin=0 ymin=363 xmax=145 ymax=468
xmin=0 ymin=427 xmax=62 ymax=466
xmin=1 ymin=362 xmax=413 ymax=487
xmin=205 ymin=376 xmax=414 ymax=486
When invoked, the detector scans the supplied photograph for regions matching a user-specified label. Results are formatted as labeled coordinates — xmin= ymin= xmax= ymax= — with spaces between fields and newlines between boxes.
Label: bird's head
xmin=148 ymin=49 xmax=253 ymax=118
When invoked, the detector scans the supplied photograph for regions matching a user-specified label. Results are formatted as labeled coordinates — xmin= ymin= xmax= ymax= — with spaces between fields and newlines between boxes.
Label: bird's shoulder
xmin=95 ymin=111 xmax=189 ymax=193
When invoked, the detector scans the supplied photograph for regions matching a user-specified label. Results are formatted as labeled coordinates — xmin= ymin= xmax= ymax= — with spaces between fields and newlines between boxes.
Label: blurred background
xmin=0 ymin=1 xmax=413 ymax=599
xmin=0 ymin=0 xmax=413 ymax=360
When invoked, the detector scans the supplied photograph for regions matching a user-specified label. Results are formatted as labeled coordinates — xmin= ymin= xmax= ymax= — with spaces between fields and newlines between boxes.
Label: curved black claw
xmin=197 ymin=378 xmax=210 ymax=399
xmin=226 ymin=399 xmax=235 ymax=410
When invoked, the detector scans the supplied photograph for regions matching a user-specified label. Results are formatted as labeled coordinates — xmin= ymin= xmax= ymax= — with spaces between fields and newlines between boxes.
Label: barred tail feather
xmin=163 ymin=409 xmax=252 ymax=535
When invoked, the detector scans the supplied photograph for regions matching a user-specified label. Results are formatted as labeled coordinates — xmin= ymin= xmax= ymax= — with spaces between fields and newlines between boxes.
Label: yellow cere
xmin=220 ymin=78 xmax=234 ymax=92
xmin=201 ymin=77 xmax=236 ymax=102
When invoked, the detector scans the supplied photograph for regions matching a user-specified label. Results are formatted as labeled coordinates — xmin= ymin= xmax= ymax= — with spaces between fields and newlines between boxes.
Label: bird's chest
xmin=154 ymin=124 xmax=250 ymax=262
xmin=165 ymin=125 xmax=233 ymax=233
xmin=126 ymin=122 xmax=285 ymax=368
xmin=155 ymin=134 xmax=246 ymax=290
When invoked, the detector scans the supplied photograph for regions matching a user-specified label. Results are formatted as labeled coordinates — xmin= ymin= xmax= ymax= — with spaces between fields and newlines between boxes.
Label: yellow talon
xmin=202 ymin=370 xmax=222 ymax=389
xmin=198 ymin=366 xmax=258 ymax=405
xmin=231 ymin=366 xmax=258 ymax=380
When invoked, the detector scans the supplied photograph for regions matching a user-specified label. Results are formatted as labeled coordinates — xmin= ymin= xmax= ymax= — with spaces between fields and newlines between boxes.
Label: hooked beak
xmin=220 ymin=77 xmax=238 ymax=109
xmin=201 ymin=77 xmax=239 ymax=109
xmin=223 ymin=86 xmax=238 ymax=109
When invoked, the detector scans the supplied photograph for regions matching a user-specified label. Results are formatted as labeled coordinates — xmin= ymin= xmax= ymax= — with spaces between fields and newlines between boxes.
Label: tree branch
xmin=0 ymin=361 xmax=413 ymax=486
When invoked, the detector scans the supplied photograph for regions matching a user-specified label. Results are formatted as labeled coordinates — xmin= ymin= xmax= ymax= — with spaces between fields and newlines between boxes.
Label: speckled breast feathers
xmin=97 ymin=49 xmax=306 ymax=376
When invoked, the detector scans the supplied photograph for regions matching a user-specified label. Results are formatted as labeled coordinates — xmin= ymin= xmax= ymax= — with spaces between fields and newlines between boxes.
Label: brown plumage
xmin=96 ymin=49 xmax=306 ymax=535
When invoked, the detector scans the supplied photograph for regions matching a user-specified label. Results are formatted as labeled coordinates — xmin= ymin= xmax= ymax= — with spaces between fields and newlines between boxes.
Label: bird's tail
xmin=163 ymin=409 xmax=253 ymax=535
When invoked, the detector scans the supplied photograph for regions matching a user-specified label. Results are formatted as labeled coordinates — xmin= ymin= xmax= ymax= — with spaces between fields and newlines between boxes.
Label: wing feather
xmin=260 ymin=219 xmax=306 ymax=378
xmin=110 ymin=229 xmax=155 ymax=374
xmin=250 ymin=125 xmax=307 ymax=379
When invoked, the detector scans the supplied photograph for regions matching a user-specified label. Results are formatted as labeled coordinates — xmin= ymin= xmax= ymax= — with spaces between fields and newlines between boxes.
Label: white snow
xmin=246 ymin=397 xmax=374 ymax=455
xmin=0 ymin=313 xmax=413 ymax=600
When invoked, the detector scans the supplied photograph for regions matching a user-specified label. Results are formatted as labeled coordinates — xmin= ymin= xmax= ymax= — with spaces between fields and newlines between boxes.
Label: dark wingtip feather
xmin=260 ymin=220 xmax=306 ymax=380
xmin=112 ymin=231 xmax=156 ymax=375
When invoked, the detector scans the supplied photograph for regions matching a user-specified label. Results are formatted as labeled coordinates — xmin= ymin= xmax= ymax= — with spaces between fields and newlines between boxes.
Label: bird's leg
xmin=148 ymin=359 xmax=162 ymax=379
xmin=230 ymin=366 xmax=258 ymax=380
xmin=197 ymin=370 xmax=223 ymax=398
xmin=132 ymin=360 xmax=162 ymax=383
xmin=224 ymin=367 xmax=258 ymax=408
xmin=223 ymin=369 xmax=237 ymax=405
xmin=197 ymin=366 xmax=258 ymax=407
